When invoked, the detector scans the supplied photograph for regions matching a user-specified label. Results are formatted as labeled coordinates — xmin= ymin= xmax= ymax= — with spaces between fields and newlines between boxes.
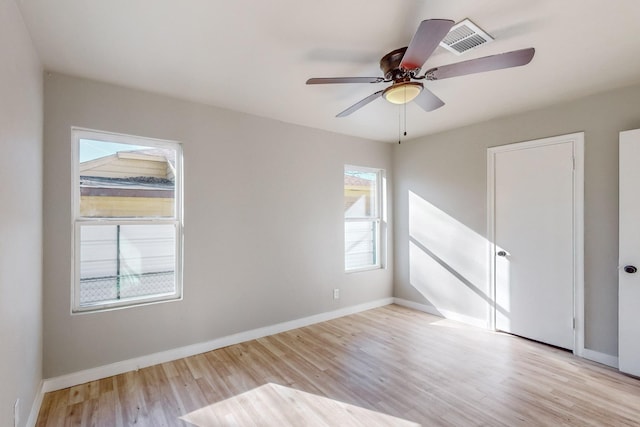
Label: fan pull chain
xmin=398 ymin=87 xmax=409 ymax=144
xmin=404 ymin=100 xmax=407 ymax=137
xmin=398 ymin=103 xmax=401 ymax=144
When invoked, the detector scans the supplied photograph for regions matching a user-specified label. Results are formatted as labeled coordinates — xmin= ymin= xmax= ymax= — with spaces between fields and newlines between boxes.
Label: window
xmin=344 ymin=165 xmax=382 ymax=271
xmin=72 ymin=128 xmax=183 ymax=312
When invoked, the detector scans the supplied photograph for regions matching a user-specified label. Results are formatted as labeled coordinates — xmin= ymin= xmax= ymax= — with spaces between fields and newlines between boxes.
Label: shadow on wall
xmin=407 ymin=190 xmax=510 ymax=327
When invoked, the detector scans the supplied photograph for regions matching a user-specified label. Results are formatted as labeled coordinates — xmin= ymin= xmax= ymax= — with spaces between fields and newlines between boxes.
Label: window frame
xmin=71 ymin=127 xmax=184 ymax=313
xmin=344 ymin=165 xmax=383 ymax=273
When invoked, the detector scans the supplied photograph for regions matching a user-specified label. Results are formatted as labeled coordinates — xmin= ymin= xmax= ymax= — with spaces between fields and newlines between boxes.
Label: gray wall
xmin=393 ymin=83 xmax=640 ymax=356
xmin=0 ymin=0 xmax=43 ymax=425
xmin=43 ymin=73 xmax=393 ymax=378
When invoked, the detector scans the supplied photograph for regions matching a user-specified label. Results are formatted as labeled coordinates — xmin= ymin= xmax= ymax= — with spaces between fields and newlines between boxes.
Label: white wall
xmin=0 ymin=0 xmax=43 ymax=425
xmin=393 ymin=83 xmax=640 ymax=357
xmin=42 ymin=73 xmax=393 ymax=378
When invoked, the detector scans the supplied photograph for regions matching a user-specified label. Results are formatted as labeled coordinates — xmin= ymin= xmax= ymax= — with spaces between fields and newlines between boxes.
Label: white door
xmin=619 ymin=129 xmax=640 ymax=376
xmin=488 ymin=133 xmax=583 ymax=351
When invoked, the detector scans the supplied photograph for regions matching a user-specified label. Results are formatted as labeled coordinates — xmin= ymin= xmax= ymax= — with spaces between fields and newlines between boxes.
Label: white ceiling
xmin=17 ymin=0 xmax=640 ymax=142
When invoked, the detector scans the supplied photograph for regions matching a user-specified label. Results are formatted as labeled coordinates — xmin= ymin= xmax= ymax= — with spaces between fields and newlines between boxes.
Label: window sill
xmin=72 ymin=293 xmax=182 ymax=315
xmin=345 ymin=265 xmax=383 ymax=274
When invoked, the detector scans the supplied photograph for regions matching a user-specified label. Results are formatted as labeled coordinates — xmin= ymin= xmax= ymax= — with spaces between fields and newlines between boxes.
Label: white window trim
xmin=344 ymin=165 xmax=383 ymax=272
xmin=71 ymin=127 xmax=184 ymax=313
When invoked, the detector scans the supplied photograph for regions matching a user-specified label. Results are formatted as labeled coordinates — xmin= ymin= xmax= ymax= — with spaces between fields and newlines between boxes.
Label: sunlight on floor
xmin=181 ymin=383 xmax=420 ymax=426
xmin=428 ymin=318 xmax=476 ymax=329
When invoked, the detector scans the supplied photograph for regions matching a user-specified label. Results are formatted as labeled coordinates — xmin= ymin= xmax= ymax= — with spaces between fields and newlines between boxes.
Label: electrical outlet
xmin=14 ymin=398 xmax=20 ymax=427
xmin=333 ymin=288 xmax=340 ymax=300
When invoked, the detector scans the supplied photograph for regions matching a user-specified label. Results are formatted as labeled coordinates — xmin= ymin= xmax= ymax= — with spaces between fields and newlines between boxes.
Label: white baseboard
xmin=581 ymin=348 xmax=619 ymax=368
xmin=42 ymin=298 xmax=394 ymax=393
xmin=393 ymin=298 xmax=488 ymax=329
xmin=26 ymin=380 xmax=45 ymax=427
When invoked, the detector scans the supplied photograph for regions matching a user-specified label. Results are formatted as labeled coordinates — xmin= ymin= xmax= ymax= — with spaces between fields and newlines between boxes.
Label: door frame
xmin=487 ymin=132 xmax=584 ymax=355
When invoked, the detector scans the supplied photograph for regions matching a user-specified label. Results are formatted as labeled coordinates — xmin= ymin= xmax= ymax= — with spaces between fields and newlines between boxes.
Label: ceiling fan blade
xmin=336 ymin=90 xmax=384 ymax=117
xmin=306 ymin=77 xmax=383 ymax=84
xmin=424 ymin=47 xmax=535 ymax=80
xmin=414 ymin=87 xmax=445 ymax=112
xmin=400 ymin=19 xmax=455 ymax=72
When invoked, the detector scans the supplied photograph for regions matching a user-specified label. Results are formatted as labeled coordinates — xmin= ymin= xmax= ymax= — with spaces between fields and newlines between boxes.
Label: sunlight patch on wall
xmin=408 ymin=190 xmax=491 ymax=323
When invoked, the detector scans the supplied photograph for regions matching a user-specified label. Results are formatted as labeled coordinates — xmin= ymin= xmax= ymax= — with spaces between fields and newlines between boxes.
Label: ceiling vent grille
xmin=439 ymin=19 xmax=494 ymax=55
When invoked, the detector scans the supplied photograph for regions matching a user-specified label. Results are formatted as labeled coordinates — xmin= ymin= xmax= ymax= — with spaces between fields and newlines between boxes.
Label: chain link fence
xmin=80 ymin=271 xmax=175 ymax=304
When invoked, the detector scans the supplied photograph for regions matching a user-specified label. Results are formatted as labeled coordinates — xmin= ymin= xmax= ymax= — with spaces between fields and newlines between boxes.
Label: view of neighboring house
xmin=78 ymin=147 xmax=177 ymax=305
xmin=79 ymin=148 xmax=176 ymax=218
xmin=344 ymin=171 xmax=379 ymax=270
xmin=344 ymin=173 xmax=375 ymax=215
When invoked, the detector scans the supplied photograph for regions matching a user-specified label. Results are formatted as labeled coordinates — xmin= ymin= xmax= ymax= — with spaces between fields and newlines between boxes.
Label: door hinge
xmin=572 ymin=156 xmax=576 ymax=171
xmin=572 ymin=317 xmax=576 ymax=329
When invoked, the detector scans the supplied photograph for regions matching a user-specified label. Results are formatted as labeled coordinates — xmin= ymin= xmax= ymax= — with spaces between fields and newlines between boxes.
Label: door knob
xmin=624 ymin=265 xmax=637 ymax=274
xmin=497 ymin=251 xmax=507 ymax=257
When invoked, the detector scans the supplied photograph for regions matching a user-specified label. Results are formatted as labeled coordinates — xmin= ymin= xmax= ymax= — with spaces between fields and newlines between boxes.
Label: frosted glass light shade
xmin=383 ymin=82 xmax=423 ymax=104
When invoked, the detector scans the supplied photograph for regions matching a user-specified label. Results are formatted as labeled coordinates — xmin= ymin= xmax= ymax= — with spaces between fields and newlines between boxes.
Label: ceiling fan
xmin=306 ymin=19 xmax=535 ymax=117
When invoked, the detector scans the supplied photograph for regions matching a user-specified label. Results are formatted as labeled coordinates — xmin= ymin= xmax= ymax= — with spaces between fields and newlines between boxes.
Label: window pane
xmin=344 ymin=170 xmax=377 ymax=218
xmin=79 ymin=223 xmax=176 ymax=306
xmin=345 ymin=220 xmax=377 ymax=270
xmin=79 ymin=139 xmax=176 ymax=218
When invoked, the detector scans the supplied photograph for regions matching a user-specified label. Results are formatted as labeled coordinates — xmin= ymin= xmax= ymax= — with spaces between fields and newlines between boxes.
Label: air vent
xmin=439 ymin=19 xmax=494 ymax=55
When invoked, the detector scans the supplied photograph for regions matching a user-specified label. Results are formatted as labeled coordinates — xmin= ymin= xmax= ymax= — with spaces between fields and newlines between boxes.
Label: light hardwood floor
xmin=36 ymin=305 xmax=640 ymax=426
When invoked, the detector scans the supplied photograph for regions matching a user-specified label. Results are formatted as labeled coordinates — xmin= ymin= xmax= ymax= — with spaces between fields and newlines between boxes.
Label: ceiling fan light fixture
xmin=383 ymin=82 xmax=423 ymax=105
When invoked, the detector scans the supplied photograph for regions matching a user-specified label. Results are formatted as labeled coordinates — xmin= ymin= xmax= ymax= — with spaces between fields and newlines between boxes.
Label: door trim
xmin=487 ymin=132 xmax=584 ymax=355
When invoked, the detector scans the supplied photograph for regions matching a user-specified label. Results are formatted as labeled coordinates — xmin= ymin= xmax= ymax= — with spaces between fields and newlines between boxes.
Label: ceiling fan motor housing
xmin=380 ymin=47 xmax=412 ymax=81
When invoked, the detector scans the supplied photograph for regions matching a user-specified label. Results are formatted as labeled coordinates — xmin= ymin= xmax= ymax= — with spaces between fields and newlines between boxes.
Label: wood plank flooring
xmin=36 ymin=305 xmax=640 ymax=426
